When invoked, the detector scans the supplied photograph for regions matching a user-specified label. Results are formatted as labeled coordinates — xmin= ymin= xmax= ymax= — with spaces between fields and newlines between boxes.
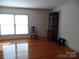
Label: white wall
xmin=0 ymin=7 xmax=50 ymax=39
xmin=54 ymin=0 xmax=79 ymax=52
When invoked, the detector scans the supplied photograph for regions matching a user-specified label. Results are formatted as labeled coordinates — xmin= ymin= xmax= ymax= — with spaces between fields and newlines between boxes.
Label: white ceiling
xmin=0 ymin=0 xmax=71 ymax=9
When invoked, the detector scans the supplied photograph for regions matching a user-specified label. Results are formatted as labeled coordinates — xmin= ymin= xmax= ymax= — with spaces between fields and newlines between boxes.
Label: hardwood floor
xmin=0 ymin=38 xmax=79 ymax=59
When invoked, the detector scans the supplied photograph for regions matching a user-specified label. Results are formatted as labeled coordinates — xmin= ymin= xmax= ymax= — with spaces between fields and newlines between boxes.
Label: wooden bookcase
xmin=47 ymin=12 xmax=59 ymax=41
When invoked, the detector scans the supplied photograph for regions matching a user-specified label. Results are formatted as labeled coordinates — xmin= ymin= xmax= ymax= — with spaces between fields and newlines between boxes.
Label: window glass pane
xmin=16 ymin=24 xmax=28 ymax=34
xmin=15 ymin=15 xmax=28 ymax=34
xmin=0 ymin=14 xmax=14 ymax=35
xmin=1 ymin=25 xmax=14 ymax=35
xmin=15 ymin=15 xmax=28 ymax=24
xmin=0 ymin=14 xmax=14 ymax=24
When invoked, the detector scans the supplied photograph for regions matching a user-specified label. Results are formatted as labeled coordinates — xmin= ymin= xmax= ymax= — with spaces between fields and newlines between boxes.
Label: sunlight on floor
xmin=2 ymin=43 xmax=28 ymax=59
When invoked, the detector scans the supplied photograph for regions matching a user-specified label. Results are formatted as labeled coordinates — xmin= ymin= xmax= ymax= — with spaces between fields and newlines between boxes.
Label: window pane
xmin=0 ymin=14 xmax=14 ymax=35
xmin=15 ymin=15 xmax=28 ymax=34
xmin=0 ymin=14 xmax=14 ymax=24
xmin=15 ymin=15 xmax=28 ymax=24
xmin=1 ymin=25 xmax=14 ymax=35
xmin=16 ymin=24 xmax=28 ymax=34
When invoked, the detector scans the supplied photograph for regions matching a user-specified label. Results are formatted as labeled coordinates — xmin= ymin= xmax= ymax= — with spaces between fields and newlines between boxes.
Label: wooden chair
xmin=30 ymin=26 xmax=38 ymax=39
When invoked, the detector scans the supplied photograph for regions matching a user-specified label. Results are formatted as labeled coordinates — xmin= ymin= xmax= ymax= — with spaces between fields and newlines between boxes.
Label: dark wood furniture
xmin=58 ymin=38 xmax=66 ymax=47
xmin=30 ymin=26 xmax=38 ymax=39
xmin=47 ymin=12 xmax=59 ymax=41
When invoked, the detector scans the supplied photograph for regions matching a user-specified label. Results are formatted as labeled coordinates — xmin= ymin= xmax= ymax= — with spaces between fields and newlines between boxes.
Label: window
xmin=0 ymin=14 xmax=14 ymax=35
xmin=15 ymin=15 xmax=28 ymax=34
xmin=0 ymin=14 xmax=28 ymax=35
